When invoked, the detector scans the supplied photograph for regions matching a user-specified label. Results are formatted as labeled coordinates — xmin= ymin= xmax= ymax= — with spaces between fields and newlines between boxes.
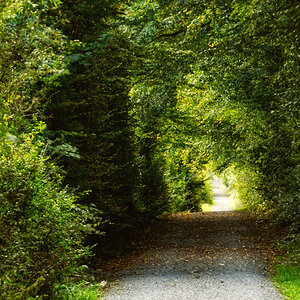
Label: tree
xmin=122 ymin=0 xmax=300 ymax=229
xmin=0 ymin=1 xmax=92 ymax=297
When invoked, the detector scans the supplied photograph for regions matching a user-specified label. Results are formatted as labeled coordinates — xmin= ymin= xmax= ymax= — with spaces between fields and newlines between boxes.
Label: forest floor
xmin=98 ymin=182 xmax=283 ymax=300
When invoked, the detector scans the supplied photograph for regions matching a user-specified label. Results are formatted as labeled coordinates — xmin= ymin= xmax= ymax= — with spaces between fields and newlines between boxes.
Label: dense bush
xmin=0 ymin=125 xmax=92 ymax=299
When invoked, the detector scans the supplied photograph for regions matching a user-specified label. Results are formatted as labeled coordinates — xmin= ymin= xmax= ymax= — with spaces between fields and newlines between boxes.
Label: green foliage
xmin=222 ymin=167 xmax=263 ymax=211
xmin=274 ymin=265 xmax=300 ymax=300
xmin=146 ymin=0 xmax=300 ymax=231
xmin=0 ymin=0 xmax=68 ymax=136
xmin=0 ymin=1 xmax=95 ymax=298
xmin=52 ymin=281 xmax=106 ymax=300
xmin=0 ymin=125 xmax=92 ymax=299
xmin=44 ymin=1 xmax=144 ymax=256
xmin=1 ymin=1 xmax=299 ymax=297
xmin=125 ymin=1 xmax=211 ymax=215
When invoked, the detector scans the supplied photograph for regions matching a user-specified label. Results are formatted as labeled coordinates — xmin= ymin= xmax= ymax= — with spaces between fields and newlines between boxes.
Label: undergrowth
xmin=52 ymin=281 xmax=106 ymax=300
xmin=274 ymin=265 xmax=300 ymax=300
xmin=272 ymin=235 xmax=300 ymax=299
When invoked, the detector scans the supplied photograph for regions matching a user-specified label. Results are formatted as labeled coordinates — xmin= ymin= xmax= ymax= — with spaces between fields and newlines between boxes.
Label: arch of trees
xmin=0 ymin=0 xmax=299 ymax=298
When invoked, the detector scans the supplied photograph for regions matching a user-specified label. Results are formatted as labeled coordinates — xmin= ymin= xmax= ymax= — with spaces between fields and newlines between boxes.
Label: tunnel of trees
xmin=0 ymin=0 xmax=299 ymax=298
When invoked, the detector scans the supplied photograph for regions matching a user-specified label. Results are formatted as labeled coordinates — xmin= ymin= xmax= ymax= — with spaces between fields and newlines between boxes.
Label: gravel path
xmin=211 ymin=177 xmax=233 ymax=211
xmin=101 ymin=185 xmax=282 ymax=300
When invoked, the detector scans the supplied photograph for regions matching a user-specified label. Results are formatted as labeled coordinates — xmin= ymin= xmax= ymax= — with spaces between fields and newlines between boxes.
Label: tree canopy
xmin=0 ymin=0 xmax=299 ymax=298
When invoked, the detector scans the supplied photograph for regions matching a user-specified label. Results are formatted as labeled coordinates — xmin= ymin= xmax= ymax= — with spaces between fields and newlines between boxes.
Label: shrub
xmin=52 ymin=281 xmax=106 ymax=300
xmin=0 ymin=125 xmax=92 ymax=299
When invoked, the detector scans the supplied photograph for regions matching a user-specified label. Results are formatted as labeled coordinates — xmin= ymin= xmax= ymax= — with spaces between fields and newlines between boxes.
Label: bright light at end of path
xmin=202 ymin=176 xmax=235 ymax=212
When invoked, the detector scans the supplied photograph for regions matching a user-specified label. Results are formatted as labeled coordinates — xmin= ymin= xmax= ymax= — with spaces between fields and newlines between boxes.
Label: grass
xmin=52 ymin=282 xmax=106 ymax=300
xmin=273 ymin=264 xmax=300 ymax=299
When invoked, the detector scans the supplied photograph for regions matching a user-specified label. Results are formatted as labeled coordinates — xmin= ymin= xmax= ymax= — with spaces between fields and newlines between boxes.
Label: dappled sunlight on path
xmin=211 ymin=177 xmax=233 ymax=212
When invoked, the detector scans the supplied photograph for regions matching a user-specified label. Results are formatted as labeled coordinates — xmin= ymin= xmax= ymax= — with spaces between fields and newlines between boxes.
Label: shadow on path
xmin=100 ymin=210 xmax=282 ymax=300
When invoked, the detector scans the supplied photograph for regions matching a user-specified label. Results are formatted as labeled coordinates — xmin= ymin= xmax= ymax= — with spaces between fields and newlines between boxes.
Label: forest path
xmin=210 ymin=177 xmax=233 ymax=212
xmin=101 ymin=179 xmax=281 ymax=299
xmin=100 ymin=210 xmax=282 ymax=300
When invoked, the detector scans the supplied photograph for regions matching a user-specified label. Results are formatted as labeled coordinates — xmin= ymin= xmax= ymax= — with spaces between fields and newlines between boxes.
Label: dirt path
xmin=100 ymin=181 xmax=281 ymax=299
xmin=100 ymin=210 xmax=282 ymax=300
